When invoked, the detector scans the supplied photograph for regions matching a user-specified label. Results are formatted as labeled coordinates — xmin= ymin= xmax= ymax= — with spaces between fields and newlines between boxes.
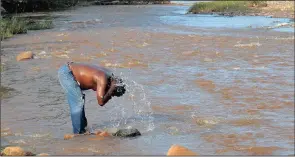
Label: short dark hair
xmin=113 ymin=77 xmax=126 ymax=97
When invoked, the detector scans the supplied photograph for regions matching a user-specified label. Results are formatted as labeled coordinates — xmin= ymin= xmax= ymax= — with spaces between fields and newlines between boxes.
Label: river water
xmin=1 ymin=4 xmax=294 ymax=155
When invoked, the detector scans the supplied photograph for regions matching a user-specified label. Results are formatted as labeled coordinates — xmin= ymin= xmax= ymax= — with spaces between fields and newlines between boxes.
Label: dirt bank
xmin=187 ymin=1 xmax=294 ymax=19
xmin=253 ymin=1 xmax=294 ymax=19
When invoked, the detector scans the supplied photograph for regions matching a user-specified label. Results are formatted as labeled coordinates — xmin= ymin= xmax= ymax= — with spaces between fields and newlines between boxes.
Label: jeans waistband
xmin=67 ymin=61 xmax=73 ymax=70
xmin=67 ymin=62 xmax=81 ymax=86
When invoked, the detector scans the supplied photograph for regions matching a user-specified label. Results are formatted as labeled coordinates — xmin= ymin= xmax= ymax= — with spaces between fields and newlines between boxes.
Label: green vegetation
xmin=0 ymin=17 xmax=53 ymax=40
xmin=2 ymin=0 xmax=170 ymax=13
xmin=188 ymin=1 xmax=267 ymax=14
xmin=1 ymin=0 xmax=79 ymax=13
xmin=26 ymin=19 xmax=54 ymax=30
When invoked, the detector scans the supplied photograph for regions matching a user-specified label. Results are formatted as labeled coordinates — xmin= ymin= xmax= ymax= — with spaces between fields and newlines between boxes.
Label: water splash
xmin=107 ymin=67 xmax=155 ymax=132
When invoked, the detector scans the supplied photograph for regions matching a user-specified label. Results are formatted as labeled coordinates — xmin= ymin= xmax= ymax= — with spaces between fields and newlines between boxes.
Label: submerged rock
xmin=167 ymin=145 xmax=197 ymax=156
xmin=112 ymin=128 xmax=141 ymax=137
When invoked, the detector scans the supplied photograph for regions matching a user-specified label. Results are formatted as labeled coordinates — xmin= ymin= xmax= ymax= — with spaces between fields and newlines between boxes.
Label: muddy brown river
xmin=1 ymin=4 xmax=294 ymax=155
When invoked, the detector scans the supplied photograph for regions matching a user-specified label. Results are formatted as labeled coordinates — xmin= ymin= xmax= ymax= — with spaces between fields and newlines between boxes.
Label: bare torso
xmin=65 ymin=62 xmax=124 ymax=106
xmin=68 ymin=63 xmax=112 ymax=91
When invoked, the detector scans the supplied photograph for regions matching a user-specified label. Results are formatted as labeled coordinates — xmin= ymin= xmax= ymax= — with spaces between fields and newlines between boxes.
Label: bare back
xmin=69 ymin=63 xmax=112 ymax=91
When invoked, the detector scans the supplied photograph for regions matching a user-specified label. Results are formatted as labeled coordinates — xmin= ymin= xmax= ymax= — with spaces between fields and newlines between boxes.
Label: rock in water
xmin=1 ymin=146 xmax=34 ymax=156
xmin=167 ymin=145 xmax=197 ymax=156
xmin=2 ymin=146 xmax=26 ymax=156
xmin=112 ymin=128 xmax=141 ymax=137
xmin=16 ymin=51 xmax=34 ymax=61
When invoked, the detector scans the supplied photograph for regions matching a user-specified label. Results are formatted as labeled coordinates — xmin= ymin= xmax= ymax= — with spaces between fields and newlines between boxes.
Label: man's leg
xmin=58 ymin=64 xmax=88 ymax=134
xmin=66 ymin=92 xmax=87 ymax=134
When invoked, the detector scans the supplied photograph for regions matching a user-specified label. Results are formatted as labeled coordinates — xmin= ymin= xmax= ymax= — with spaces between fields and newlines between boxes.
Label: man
xmin=58 ymin=62 xmax=126 ymax=134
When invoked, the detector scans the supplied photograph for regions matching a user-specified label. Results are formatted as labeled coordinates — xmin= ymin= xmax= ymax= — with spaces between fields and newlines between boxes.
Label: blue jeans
xmin=58 ymin=63 xmax=87 ymax=134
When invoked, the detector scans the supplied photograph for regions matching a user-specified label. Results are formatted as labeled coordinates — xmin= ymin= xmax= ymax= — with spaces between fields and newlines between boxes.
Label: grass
xmin=0 ymin=16 xmax=53 ymax=40
xmin=27 ymin=19 xmax=54 ymax=30
xmin=0 ymin=17 xmax=28 ymax=39
xmin=188 ymin=1 xmax=267 ymax=14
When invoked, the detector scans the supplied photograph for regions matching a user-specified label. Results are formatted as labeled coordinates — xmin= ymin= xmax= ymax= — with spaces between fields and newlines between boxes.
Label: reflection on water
xmin=1 ymin=4 xmax=294 ymax=156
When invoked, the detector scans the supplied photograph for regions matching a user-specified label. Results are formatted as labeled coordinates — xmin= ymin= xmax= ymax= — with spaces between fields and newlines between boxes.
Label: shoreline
xmin=186 ymin=1 xmax=294 ymax=19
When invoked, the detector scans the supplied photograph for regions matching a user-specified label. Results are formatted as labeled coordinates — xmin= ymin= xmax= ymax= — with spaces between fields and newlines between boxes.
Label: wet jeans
xmin=58 ymin=63 xmax=87 ymax=134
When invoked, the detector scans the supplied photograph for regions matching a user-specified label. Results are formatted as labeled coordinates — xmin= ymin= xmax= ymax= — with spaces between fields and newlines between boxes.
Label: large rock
xmin=112 ymin=128 xmax=141 ymax=137
xmin=167 ymin=145 xmax=197 ymax=156
xmin=1 ymin=146 xmax=34 ymax=156
xmin=16 ymin=51 xmax=34 ymax=61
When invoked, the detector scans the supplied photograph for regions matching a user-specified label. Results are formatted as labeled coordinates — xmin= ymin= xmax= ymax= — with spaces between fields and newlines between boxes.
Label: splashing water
xmin=126 ymin=80 xmax=155 ymax=132
xmin=107 ymin=67 xmax=155 ymax=132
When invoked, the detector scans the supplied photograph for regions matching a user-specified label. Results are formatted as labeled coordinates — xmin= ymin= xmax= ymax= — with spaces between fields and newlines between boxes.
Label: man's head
xmin=112 ymin=77 xmax=126 ymax=97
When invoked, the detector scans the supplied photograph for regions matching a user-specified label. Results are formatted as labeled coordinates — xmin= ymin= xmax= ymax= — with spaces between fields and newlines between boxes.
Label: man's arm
xmin=96 ymin=76 xmax=116 ymax=106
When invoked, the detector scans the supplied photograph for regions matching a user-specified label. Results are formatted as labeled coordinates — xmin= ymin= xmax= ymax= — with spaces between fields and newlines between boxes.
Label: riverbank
xmin=188 ymin=1 xmax=294 ymax=19
xmin=0 ymin=16 xmax=53 ymax=40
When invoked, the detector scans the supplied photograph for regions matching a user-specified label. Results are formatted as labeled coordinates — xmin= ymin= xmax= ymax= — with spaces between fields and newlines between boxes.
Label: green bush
xmin=0 ymin=16 xmax=54 ymax=40
xmin=0 ymin=17 xmax=28 ymax=39
xmin=27 ymin=19 xmax=54 ymax=30
xmin=188 ymin=1 xmax=248 ymax=14
xmin=188 ymin=1 xmax=267 ymax=14
xmin=1 ymin=0 xmax=79 ymax=13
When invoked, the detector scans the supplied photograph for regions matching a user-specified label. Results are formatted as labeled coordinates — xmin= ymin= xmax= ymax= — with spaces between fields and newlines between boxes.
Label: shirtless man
xmin=58 ymin=62 xmax=126 ymax=134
